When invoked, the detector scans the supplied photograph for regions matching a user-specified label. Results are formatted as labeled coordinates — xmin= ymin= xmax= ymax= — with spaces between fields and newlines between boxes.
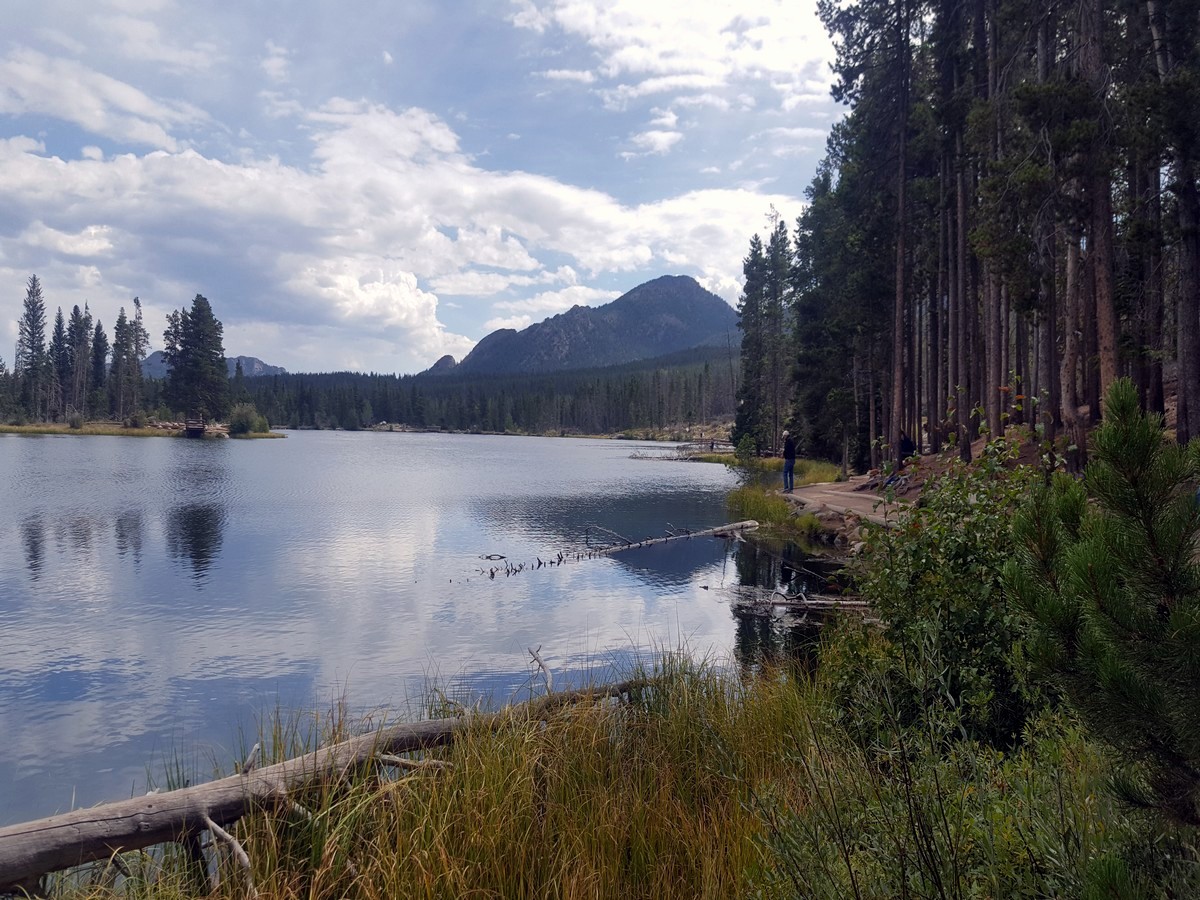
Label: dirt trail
xmin=784 ymin=475 xmax=909 ymax=529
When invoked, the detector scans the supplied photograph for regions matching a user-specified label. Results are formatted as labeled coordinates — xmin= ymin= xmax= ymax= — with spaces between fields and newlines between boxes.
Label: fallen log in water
xmin=588 ymin=520 xmax=758 ymax=555
xmin=0 ymin=679 xmax=643 ymax=892
xmin=728 ymin=584 xmax=875 ymax=619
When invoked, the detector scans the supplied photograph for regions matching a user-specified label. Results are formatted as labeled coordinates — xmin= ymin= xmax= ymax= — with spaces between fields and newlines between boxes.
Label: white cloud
xmin=89 ymin=14 xmax=218 ymax=72
xmin=430 ymin=265 xmax=576 ymax=297
xmin=0 ymin=10 xmax=815 ymax=373
xmin=261 ymin=40 xmax=290 ymax=83
xmin=382 ymin=50 xmax=394 ymax=65
xmin=20 ymin=223 xmax=115 ymax=258
xmin=542 ymin=69 xmax=596 ymax=83
xmin=649 ymin=107 xmax=678 ymax=129
xmin=493 ymin=284 xmax=617 ymax=315
xmin=513 ymin=0 xmax=835 ymax=113
xmin=0 ymin=49 xmax=206 ymax=150
xmin=622 ymin=129 xmax=682 ymax=157
xmin=483 ymin=314 xmax=533 ymax=330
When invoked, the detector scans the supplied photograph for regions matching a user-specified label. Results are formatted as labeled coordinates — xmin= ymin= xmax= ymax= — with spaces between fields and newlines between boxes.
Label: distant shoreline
xmin=0 ymin=422 xmax=285 ymax=439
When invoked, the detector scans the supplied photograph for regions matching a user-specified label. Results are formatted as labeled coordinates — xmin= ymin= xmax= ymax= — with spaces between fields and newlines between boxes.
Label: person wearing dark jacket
xmin=782 ymin=430 xmax=797 ymax=493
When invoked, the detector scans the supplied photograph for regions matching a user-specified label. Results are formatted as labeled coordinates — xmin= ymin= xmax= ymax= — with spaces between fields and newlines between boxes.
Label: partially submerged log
xmin=728 ymin=584 xmax=874 ymax=618
xmin=0 ymin=680 xmax=642 ymax=892
xmin=588 ymin=520 xmax=758 ymax=556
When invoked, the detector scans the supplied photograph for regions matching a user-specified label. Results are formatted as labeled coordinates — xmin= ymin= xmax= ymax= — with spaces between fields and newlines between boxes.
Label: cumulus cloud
xmin=515 ymin=0 xmax=835 ymax=113
xmin=0 ymin=3 xmax=828 ymax=374
xmin=622 ymin=129 xmax=682 ymax=157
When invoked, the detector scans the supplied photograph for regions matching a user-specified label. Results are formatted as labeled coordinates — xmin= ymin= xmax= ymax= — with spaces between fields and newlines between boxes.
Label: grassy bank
xmin=725 ymin=458 xmax=841 ymax=540
xmin=0 ymin=422 xmax=175 ymax=438
xmin=37 ymin=652 xmax=1172 ymax=900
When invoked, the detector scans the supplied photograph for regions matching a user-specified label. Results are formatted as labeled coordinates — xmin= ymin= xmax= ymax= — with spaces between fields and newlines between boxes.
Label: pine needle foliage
xmin=1006 ymin=378 xmax=1200 ymax=826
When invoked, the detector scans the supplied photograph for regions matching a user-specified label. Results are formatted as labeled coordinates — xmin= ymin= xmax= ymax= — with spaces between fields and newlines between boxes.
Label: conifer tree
xmin=733 ymin=234 xmax=768 ymax=451
xmin=1007 ymin=378 xmax=1200 ymax=826
xmin=109 ymin=308 xmax=132 ymax=420
xmin=49 ymin=307 xmax=68 ymax=420
xmin=66 ymin=304 xmax=92 ymax=416
xmin=16 ymin=274 xmax=47 ymax=419
xmin=163 ymin=294 xmax=229 ymax=421
xmin=89 ymin=320 xmax=108 ymax=417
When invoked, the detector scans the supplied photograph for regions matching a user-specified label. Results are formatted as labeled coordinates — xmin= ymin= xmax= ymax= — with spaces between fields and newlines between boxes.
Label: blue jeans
xmin=783 ymin=458 xmax=795 ymax=491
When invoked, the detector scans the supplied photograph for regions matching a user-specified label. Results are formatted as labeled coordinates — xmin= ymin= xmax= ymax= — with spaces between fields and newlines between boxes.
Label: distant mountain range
xmin=141 ymin=351 xmax=287 ymax=379
xmin=427 ymin=275 xmax=737 ymax=376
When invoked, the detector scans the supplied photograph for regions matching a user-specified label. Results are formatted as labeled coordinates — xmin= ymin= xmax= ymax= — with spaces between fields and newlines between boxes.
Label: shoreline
xmin=0 ymin=422 xmax=286 ymax=439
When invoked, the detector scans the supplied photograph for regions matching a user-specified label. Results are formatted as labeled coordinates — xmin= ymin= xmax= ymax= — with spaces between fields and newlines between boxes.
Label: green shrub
xmin=846 ymin=434 xmax=1043 ymax=748
xmin=735 ymin=433 xmax=757 ymax=465
xmin=228 ymin=403 xmax=270 ymax=435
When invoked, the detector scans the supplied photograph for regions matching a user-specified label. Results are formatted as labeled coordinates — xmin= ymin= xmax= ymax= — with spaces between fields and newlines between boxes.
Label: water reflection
xmin=733 ymin=612 xmax=824 ymax=678
xmin=56 ymin=517 xmax=96 ymax=555
xmin=166 ymin=503 xmax=226 ymax=582
xmin=115 ymin=510 xmax=144 ymax=565
xmin=727 ymin=539 xmax=850 ymax=676
xmin=604 ymin=537 xmax=732 ymax=590
xmin=21 ymin=517 xmax=44 ymax=580
xmin=473 ymin=488 xmax=731 ymax=589
xmin=164 ymin=445 xmax=231 ymax=583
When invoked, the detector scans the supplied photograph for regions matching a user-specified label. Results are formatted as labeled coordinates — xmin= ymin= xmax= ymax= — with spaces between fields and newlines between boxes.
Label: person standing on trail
xmin=782 ymin=430 xmax=797 ymax=493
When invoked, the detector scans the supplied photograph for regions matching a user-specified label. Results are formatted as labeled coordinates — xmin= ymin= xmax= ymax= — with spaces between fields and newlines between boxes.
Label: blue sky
xmin=0 ymin=0 xmax=842 ymax=374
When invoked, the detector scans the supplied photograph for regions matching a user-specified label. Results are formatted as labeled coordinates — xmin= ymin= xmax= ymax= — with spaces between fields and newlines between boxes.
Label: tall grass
xmin=38 ymin=650 xmax=1179 ymax=899
xmin=47 ymin=658 xmax=807 ymax=900
xmin=727 ymin=483 xmax=825 ymax=540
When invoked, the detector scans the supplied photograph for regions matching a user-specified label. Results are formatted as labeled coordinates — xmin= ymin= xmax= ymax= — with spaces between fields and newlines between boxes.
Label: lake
xmin=0 ymin=430 xmax=822 ymax=825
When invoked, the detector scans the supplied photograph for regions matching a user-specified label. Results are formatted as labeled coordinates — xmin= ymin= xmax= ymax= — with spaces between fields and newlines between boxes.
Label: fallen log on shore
xmin=0 ymin=679 xmax=644 ymax=893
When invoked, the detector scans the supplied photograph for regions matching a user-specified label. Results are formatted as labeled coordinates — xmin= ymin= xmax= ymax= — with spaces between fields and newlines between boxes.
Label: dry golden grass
xmin=0 ymin=422 xmax=176 ymax=437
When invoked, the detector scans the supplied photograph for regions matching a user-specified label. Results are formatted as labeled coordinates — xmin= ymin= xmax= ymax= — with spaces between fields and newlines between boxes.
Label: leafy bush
xmin=845 ymin=435 xmax=1043 ymax=748
xmin=228 ymin=403 xmax=270 ymax=435
xmin=67 ymin=411 xmax=83 ymax=429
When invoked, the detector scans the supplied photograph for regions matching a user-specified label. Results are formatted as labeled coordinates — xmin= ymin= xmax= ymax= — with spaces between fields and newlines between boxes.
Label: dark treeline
xmin=1 ymin=277 xmax=734 ymax=435
xmin=2 ymin=274 xmax=152 ymax=425
xmin=1 ymin=279 xmax=231 ymax=426
xmin=735 ymin=0 xmax=1199 ymax=471
xmin=240 ymin=345 xmax=737 ymax=435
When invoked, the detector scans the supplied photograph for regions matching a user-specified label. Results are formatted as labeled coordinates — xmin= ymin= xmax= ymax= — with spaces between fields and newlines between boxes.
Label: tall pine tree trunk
xmin=890 ymin=0 xmax=910 ymax=465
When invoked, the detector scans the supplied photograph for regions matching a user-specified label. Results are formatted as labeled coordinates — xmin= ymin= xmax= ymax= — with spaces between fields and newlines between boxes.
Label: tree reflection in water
xmin=730 ymin=539 xmax=849 ymax=676
xmin=166 ymin=503 xmax=226 ymax=583
xmin=114 ymin=510 xmax=144 ymax=566
xmin=20 ymin=517 xmax=44 ymax=581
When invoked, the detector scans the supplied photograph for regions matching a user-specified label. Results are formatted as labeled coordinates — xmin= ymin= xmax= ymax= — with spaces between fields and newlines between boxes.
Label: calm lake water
xmin=0 ymin=431 xmax=823 ymax=825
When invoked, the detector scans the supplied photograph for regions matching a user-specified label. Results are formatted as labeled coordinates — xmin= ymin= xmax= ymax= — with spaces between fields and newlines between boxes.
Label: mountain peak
xmin=449 ymin=275 xmax=735 ymax=376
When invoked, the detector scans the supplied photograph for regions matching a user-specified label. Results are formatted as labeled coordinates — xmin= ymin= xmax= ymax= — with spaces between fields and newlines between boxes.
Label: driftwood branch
xmin=528 ymin=645 xmax=553 ymax=694
xmin=377 ymin=754 xmax=453 ymax=772
xmin=202 ymin=815 xmax=257 ymax=898
xmin=0 ymin=678 xmax=644 ymax=891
